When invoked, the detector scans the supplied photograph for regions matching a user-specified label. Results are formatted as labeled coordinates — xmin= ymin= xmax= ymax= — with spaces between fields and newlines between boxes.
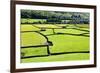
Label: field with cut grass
xmin=21 ymin=24 xmax=90 ymax=63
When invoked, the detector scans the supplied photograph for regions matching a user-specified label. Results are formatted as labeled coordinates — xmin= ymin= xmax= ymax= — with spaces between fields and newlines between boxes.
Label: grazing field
xmin=22 ymin=53 xmax=89 ymax=63
xmin=21 ymin=24 xmax=90 ymax=63
xmin=21 ymin=19 xmax=46 ymax=24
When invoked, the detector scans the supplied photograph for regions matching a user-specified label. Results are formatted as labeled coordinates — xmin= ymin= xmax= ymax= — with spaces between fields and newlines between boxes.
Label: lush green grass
xmin=21 ymin=24 xmax=90 ymax=63
xmin=21 ymin=19 xmax=46 ymax=24
xmin=21 ymin=53 xmax=90 ymax=63
xmin=21 ymin=32 xmax=48 ymax=57
xmin=33 ymin=24 xmax=61 ymax=28
xmin=76 ymin=24 xmax=89 ymax=28
xmin=21 ymin=47 xmax=48 ymax=57
xmin=48 ymin=35 xmax=89 ymax=53
xmin=21 ymin=24 xmax=40 ymax=31
xmin=21 ymin=32 xmax=46 ymax=46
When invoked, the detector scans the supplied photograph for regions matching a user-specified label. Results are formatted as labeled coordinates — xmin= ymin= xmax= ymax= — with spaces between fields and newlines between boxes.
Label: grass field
xmin=21 ymin=19 xmax=46 ymax=24
xmin=20 ymin=24 xmax=90 ymax=63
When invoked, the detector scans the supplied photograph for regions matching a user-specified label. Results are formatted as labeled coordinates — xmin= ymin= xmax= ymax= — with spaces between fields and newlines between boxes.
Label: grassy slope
xmin=21 ymin=19 xmax=46 ymax=24
xmin=21 ymin=53 xmax=89 ymax=63
xmin=21 ymin=25 xmax=40 ymax=31
xmin=21 ymin=24 xmax=90 ymax=63
xmin=21 ymin=32 xmax=47 ymax=46
xmin=48 ymin=35 xmax=89 ymax=53
xmin=21 ymin=47 xmax=48 ymax=56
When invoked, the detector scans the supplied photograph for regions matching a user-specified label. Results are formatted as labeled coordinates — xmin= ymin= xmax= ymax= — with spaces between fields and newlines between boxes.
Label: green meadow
xmin=21 ymin=24 xmax=90 ymax=63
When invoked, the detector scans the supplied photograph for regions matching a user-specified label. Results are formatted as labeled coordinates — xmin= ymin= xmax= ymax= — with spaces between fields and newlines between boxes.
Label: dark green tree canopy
xmin=21 ymin=10 xmax=89 ymax=20
xmin=21 ymin=10 xmax=90 ymax=24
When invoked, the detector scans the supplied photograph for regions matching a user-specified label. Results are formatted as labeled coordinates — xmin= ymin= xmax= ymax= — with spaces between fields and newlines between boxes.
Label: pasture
xmin=21 ymin=24 xmax=90 ymax=63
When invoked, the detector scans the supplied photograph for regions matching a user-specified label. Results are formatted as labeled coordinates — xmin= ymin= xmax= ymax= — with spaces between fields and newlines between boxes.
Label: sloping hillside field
xmin=21 ymin=24 xmax=90 ymax=63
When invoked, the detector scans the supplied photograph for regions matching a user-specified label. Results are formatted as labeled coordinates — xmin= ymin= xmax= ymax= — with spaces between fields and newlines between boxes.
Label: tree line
xmin=21 ymin=10 xmax=89 ymax=24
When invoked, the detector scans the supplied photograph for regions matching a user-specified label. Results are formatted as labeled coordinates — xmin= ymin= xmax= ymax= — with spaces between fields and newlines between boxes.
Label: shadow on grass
xmin=21 ymin=51 xmax=89 ymax=59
